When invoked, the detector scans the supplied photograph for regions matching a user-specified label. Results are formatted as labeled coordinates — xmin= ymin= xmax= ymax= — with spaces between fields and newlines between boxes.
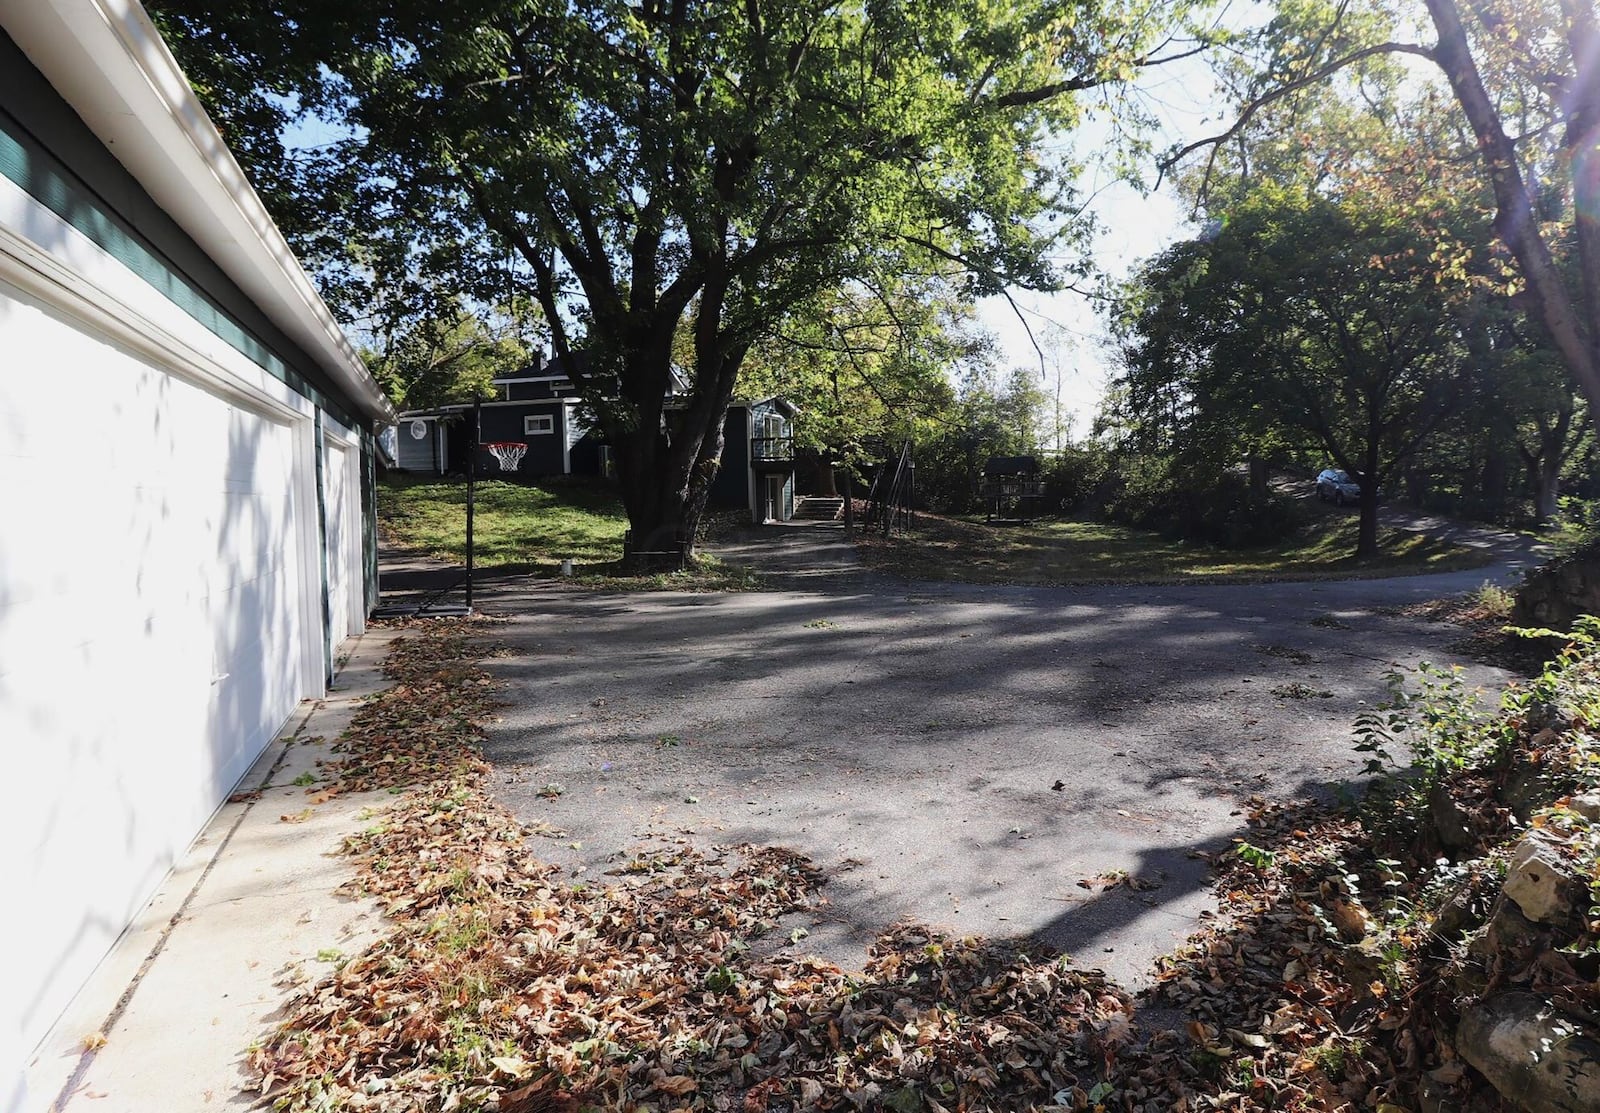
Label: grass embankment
xmin=377 ymin=477 xmax=760 ymax=590
xmin=856 ymin=510 xmax=1493 ymax=586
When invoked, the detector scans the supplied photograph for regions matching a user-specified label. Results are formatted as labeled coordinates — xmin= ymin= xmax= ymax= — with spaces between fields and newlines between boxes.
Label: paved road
xmin=465 ymin=523 xmax=1540 ymax=988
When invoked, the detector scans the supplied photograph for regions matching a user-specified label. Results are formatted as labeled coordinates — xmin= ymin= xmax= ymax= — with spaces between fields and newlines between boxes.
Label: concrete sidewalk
xmin=23 ymin=631 xmax=397 ymax=1113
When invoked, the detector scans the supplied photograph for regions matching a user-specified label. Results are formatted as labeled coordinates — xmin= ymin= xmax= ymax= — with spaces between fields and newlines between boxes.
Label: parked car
xmin=1316 ymin=468 xmax=1362 ymax=505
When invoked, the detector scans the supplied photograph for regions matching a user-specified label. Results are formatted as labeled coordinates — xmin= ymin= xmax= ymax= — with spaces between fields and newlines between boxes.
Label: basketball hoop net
xmin=485 ymin=441 xmax=527 ymax=472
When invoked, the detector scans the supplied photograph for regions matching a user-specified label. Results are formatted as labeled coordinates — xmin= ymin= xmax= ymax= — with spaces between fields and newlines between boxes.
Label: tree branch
xmin=990 ymin=40 xmax=1217 ymax=109
xmin=1156 ymin=42 xmax=1437 ymax=189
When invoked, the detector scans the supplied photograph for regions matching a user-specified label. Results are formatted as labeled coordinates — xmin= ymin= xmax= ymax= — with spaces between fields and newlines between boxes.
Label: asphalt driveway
xmin=469 ymin=530 xmax=1534 ymax=987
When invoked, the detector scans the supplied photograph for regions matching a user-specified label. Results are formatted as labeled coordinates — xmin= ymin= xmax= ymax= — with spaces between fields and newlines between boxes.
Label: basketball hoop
xmin=485 ymin=441 xmax=527 ymax=472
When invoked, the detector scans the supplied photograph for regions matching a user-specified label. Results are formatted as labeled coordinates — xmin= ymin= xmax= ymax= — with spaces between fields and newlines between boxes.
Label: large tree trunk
xmin=615 ymin=414 xmax=728 ymax=570
xmin=602 ymin=332 xmax=730 ymax=571
xmin=614 ymin=417 xmax=699 ymax=570
xmin=1424 ymin=0 xmax=1600 ymax=439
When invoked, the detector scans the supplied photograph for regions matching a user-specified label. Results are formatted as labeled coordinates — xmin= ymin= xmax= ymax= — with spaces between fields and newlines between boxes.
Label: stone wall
xmin=1447 ymin=812 xmax=1600 ymax=1113
xmin=1513 ymin=537 xmax=1600 ymax=631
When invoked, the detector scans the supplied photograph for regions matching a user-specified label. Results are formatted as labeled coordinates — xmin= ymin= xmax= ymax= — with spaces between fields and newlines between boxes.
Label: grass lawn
xmin=377 ymin=477 xmax=760 ymax=590
xmin=854 ymin=509 xmax=1495 ymax=586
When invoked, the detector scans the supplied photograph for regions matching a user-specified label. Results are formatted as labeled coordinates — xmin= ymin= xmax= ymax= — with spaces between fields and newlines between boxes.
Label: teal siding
xmin=0 ymin=32 xmax=365 ymax=430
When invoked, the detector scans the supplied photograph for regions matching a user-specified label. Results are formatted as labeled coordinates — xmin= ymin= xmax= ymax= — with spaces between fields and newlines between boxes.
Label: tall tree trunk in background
xmin=1248 ymin=455 xmax=1269 ymax=499
xmin=1357 ymin=435 xmax=1382 ymax=560
xmin=1518 ymin=404 xmax=1577 ymax=527
xmin=810 ymin=456 xmax=838 ymax=496
xmin=1521 ymin=443 xmax=1565 ymax=526
xmin=1480 ymin=451 xmax=1508 ymax=518
xmin=1425 ymin=0 xmax=1600 ymax=439
xmin=1405 ymin=464 xmax=1428 ymax=506
xmin=1357 ymin=484 xmax=1380 ymax=559
xmin=1535 ymin=459 xmax=1562 ymax=525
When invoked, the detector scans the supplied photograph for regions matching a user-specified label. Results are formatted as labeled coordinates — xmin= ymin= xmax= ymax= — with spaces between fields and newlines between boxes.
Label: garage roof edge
xmin=0 ymin=0 xmax=395 ymax=423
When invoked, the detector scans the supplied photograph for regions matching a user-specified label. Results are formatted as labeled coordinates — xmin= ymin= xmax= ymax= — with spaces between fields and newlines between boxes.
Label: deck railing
xmin=750 ymin=435 xmax=795 ymax=461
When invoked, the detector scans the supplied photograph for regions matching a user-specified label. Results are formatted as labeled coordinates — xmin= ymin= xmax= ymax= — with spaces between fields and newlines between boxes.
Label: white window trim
xmin=524 ymin=414 xmax=555 ymax=436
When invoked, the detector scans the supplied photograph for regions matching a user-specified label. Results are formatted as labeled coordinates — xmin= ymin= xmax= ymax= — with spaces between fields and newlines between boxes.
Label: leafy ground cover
xmin=252 ymin=619 xmax=1600 ymax=1112
xmin=853 ymin=510 xmax=1492 ymax=586
xmin=377 ymin=478 xmax=761 ymax=591
xmin=252 ymin=623 xmax=1139 ymax=1111
xmin=1397 ymin=582 xmax=1557 ymax=676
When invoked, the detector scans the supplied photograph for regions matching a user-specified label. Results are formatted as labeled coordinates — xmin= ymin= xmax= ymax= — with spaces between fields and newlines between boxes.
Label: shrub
xmin=1093 ymin=459 xmax=1307 ymax=548
xmin=1040 ymin=442 xmax=1117 ymax=515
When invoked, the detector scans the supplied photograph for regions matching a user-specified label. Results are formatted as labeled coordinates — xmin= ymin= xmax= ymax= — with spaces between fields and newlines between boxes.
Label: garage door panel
xmin=0 ymin=285 xmax=317 ymax=1058
xmin=324 ymin=440 xmax=353 ymax=648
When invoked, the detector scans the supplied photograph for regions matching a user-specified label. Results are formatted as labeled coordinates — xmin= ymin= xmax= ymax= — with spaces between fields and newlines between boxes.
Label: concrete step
xmin=794 ymin=496 xmax=844 ymax=521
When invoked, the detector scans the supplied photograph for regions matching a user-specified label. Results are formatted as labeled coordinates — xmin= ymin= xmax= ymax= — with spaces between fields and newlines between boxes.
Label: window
xmin=524 ymin=413 xmax=555 ymax=435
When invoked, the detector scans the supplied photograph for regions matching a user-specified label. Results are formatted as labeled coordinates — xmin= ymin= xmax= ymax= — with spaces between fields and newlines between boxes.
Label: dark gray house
xmin=708 ymin=397 xmax=799 ymax=523
xmin=394 ymin=365 xmax=797 ymax=523
xmin=394 ymin=355 xmax=608 ymax=478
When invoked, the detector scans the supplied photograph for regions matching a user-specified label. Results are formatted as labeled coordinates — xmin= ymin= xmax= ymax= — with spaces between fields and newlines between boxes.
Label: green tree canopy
xmin=1115 ymin=183 xmax=1479 ymax=557
xmin=1165 ymin=0 xmax=1600 ymax=453
xmin=150 ymin=0 xmax=1211 ymax=560
xmin=736 ymin=279 xmax=977 ymax=490
xmin=366 ymin=299 xmax=544 ymax=411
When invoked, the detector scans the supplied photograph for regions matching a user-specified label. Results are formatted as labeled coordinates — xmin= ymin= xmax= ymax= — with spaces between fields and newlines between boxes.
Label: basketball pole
xmin=465 ymin=394 xmax=480 ymax=613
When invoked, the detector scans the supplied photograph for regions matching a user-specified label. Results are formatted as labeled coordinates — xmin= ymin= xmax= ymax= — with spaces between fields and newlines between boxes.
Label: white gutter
xmin=0 ymin=0 xmax=395 ymax=423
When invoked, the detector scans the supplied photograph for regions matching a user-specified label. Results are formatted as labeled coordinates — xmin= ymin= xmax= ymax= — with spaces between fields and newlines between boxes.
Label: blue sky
xmin=975 ymin=39 xmax=1234 ymax=441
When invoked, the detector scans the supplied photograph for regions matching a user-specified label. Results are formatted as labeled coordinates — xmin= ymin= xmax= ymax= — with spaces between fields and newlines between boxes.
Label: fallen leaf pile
xmin=1398 ymin=591 xmax=1550 ymax=675
xmin=1114 ymin=801 xmax=1421 ymax=1111
xmin=327 ymin=624 xmax=502 ymax=793
xmin=253 ymin=623 xmax=1139 ymax=1112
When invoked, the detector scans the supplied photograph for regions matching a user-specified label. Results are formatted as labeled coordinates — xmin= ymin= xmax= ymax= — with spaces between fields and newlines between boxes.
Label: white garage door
xmin=0 ymin=281 xmax=315 ymax=1062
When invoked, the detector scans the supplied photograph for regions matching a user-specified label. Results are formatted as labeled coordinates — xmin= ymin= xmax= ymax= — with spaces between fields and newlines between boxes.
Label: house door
xmin=766 ymin=476 xmax=782 ymax=522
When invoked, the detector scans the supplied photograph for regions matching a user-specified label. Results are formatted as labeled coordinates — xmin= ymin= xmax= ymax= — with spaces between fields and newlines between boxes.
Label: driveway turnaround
xmin=474 ymin=541 xmax=1524 ymax=987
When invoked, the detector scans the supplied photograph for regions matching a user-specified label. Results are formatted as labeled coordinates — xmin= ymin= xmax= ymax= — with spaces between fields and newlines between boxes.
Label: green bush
xmin=1087 ymin=458 xmax=1307 ymax=548
xmin=1040 ymin=442 xmax=1116 ymax=514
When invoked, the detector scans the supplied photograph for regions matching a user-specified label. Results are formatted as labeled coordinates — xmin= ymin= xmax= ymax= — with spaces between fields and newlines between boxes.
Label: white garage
xmin=0 ymin=2 xmax=394 ymax=1104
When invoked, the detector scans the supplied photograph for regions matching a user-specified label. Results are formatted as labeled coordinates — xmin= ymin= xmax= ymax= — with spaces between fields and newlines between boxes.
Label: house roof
xmin=984 ymin=455 xmax=1039 ymax=476
xmin=734 ymin=395 xmax=800 ymax=417
xmin=0 ymin=0 xmax=395 ymax=423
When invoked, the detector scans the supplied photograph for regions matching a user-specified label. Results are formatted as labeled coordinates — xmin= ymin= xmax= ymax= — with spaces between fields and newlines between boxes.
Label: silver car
xmin=1316 ymin=468 xmax=1362 ymax=505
